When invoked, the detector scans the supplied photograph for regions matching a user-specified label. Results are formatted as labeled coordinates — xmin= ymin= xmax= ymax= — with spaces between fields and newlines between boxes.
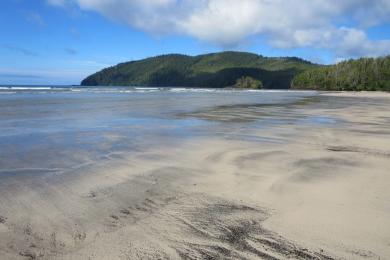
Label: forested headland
xmin=81 ymin=52 xmax=390 ymax=91
xmin=81 ymin=51 xmax=316 ymax=89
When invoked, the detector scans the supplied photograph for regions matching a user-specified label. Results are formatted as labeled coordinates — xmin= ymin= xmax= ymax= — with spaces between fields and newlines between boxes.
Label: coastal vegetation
xmin=82 ymin=52 xmax=390 ymax=91
xmin=234 ymin=76 xmax=263 ymax=89
xmin=292 ymin=56 xmax=390 ymax=91
xmin=81 ymin=51 xmax=316 ymax=89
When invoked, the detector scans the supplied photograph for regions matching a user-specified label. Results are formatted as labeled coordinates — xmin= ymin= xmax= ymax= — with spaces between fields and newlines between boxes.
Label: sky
xmin=1 ymin=0 xmax=390 ymax=85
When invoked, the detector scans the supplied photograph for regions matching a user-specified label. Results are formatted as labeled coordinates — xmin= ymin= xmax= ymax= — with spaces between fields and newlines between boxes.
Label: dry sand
xmin=0 ymin=92 xmax=390 ymax=259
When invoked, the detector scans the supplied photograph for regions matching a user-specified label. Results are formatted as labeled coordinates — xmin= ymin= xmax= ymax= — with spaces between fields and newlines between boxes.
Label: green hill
xmin=81 ymin=51 xmax=317 ymax=89
xmin=292 ymin=56 xmax=390 ymax=91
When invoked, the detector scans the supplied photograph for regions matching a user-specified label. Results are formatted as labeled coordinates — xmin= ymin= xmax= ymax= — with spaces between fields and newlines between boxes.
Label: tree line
xmin=292 ymin=56 xmax=390 ymax=91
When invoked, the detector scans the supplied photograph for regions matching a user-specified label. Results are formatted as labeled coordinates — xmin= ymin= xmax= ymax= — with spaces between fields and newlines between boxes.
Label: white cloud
xmin=46 ymin=0 xmax=390 ymax=58
xmin=46 ymin=0 xmax=67 ymax=7
xmin=335 ymin=28 xmax=390 ymax=58
xmin=0 ymin=67 xmax=91 ymax=84
xmin=26 ymin=12 xmax=45 ymax=26
xmin=3 ymin=44 xmax=38 ymax=56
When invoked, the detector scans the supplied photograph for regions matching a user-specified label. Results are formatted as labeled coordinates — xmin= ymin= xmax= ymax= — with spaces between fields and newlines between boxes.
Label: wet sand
xmin=1 ymin=92 xmax=390 ymax=259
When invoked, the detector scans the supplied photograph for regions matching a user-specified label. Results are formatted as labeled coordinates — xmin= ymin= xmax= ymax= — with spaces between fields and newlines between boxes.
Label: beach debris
xmin=110 ymin=214 xmax=119 ymax=220
xmin=120 ymin=209 xmax=131 ymax=215
xmin=19 ymin=250 xmax=37 ymax=260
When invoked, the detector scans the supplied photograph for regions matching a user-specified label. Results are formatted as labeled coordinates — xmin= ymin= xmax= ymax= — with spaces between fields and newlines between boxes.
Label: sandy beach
xmin=1 ymin=91 xmax=389 ymax=259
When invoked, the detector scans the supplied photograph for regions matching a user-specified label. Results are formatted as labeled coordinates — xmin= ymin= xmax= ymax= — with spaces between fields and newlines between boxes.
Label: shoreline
xmin=319 ymin=91 xmax=390 ymax=97
xmin=0 ymin=92 xmax=389 ymax=259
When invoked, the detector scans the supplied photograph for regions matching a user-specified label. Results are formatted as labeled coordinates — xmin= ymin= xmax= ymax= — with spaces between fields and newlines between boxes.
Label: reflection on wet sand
xmin=0 ymin=91 xmax=390 ymax=259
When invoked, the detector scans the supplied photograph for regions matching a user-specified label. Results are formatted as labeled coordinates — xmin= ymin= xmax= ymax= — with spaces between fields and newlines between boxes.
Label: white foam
xmin=168 ymin=88 xmax=220 ymax=93
xmin=9 ymin=87 xmax=53 ymax=90
xmin=135 ymin=87 xmax=159 ymax=90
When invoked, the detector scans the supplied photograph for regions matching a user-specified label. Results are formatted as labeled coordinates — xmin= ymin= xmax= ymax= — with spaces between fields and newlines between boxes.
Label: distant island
xmin=81 ymin=51 xmax=389 ymax=91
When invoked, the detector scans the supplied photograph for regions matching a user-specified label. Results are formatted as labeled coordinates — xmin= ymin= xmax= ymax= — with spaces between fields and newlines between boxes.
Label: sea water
xmin=0 ymin=86 xmax=317 ymax=179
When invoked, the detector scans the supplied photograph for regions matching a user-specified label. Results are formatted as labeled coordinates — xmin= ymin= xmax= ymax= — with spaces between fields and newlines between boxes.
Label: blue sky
xmin=1 ymin=0 xmax=389 ymax=85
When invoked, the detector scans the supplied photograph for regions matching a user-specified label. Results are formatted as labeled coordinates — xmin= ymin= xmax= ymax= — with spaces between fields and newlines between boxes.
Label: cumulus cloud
xmin=46 ymin=0 xmax=390 ymax=59
xmin=334 ymin=28 xmax=390 ymax=58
